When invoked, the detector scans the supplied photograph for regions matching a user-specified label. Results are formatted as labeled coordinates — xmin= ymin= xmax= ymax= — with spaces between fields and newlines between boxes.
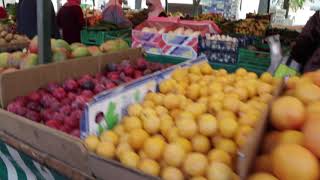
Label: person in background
xmin=57 ymin=0 xmax=85 ymax=44
xmin=102 ymin=0 xmax=132 ymax=28
xmin=146 ymin=0 xmax=166 ymax=18
xmin=290 ymin=11 xmax=320 ymax=73
xmin=0 ymin=6 xmax=8 ymax=19
xmin=17 ymin=0 xmax=60 ymax=39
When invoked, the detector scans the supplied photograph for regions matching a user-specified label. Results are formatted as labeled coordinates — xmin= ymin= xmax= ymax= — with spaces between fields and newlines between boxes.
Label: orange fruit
xmin=303 ymin=118 xmax=320 ymax=158
xmin=161 ymin=166 xmax=184 ymax=180
xmin=84 ymin=135 xmax=100 ymax=152
xmin=163 ymin=143 xmax=186 ymax=167
xmin=271 ymin=96 xmax=305 ymax=130
xmin=191 ymin=134 xmax=211 ymax=153
xmin=128 ymin=129 xmax=149 ymax=150
xmin=272 ymin=144 xmax=319 ymax=180
xmin=248 ymin=172 xmax=278 ymax=180
xmin=119 ymin=151 xmax=140 ymax=168
xmin=138 ymin=159 xmax=160 ymax=176
xmin=294 ymin=82 xmax=320 ymax=104
xmin=278 ymin=130 xmax=304 ymax=146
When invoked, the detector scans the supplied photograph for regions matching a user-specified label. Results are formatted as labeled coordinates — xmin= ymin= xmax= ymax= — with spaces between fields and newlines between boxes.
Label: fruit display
xmin=234 ymin=19 xmax=269 ymax=37
xmin=6 ymin=58 xmax=171 ymax=138
xmin=249 ymin=71 xmax=320 ymax=180
xmin=195 ymin=13 xmax=226 ymax=26
xmin=125 ymin=9 xmax=148 ymax=27
xmin=0 ymin=51 xmax=37 ymax=72
xmin=84 ymin=9 xmax=103 ymax=27
xmin=0 ymin=24 xmax=29 ymax=45
xmin=84 ymin=63 xmax=282 ymax=179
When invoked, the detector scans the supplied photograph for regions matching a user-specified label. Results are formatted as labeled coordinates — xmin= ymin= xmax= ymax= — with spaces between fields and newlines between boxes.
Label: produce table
xmin=0 ymin=140 xmax=67 ymax=180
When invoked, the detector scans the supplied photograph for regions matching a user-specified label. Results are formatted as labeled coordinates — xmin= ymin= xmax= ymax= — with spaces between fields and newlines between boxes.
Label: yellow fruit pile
xmin=85 ymin=63 xmax=280 ymax=180
xmin=250 ymin=71 xmax=320 ymax=180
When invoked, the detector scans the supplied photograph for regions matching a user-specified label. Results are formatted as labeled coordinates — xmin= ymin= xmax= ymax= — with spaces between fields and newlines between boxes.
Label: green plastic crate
xmin=210 ymin=62 xmax=238 ymax=73
xmin=237 ymin=48 xmax=270 ymax=74
xmin=81 ymin=28 xmax=132 ymax=46
xmin=145 ymin=53 xmax=188 ymax=64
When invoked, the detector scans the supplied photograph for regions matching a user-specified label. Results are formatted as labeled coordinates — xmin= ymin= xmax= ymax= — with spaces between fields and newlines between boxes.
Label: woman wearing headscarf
xmin=146 ymin=0 xmax=166 ymax=18
xmin=17 ymin=0 xmax=60 ymax=39
xmin=57 ymin=0 xmax=85 ymax=44
xmin=102 ymin=0 xmax=132 ymax=28
xmin=290 ymin=11 xmax=320 ymax=72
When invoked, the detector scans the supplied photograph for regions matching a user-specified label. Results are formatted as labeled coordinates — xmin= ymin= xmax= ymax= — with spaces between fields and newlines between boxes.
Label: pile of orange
xmin=249 ymin=70 xmax=320 ymax=180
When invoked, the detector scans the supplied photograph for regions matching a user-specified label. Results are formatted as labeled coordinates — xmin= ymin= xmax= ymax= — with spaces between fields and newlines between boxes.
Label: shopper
xmin=290 ymin=11 xmax=320 ymax=72
xmin=57 ymin=0 xmax=85 ymax=44
xmin=102 ymin=0 xmax=132 ymax=28
xmin=17 ymin=0 xmax=60 ymax=39
xmin=0 ymin=6 xmax=8 ymax=19
xmin=146 ymin=0 xmax=166 ymax=18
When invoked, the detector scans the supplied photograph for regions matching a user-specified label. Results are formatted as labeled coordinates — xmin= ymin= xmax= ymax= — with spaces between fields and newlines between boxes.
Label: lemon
xmin=116 ymin=142 xmax=132 ymax=158
xmin=84 ymin=135 xmax=100 ymax=152
xmin=143 ymin=137 xmax=165 ymax=160
xmin=191 ymin=134 xmax=211 ymax=153
xmin=176 ymin=118 xmax=198 ymax=139
xmin=159 ymin=79 xmax=176 ymax=94
xmin=186 ymin=84 xmax=201 ymax=100
xmin=176 ymin=111 xmax=195 ymax=121
xmin=119 ymin=151 xmax=140 ymax=168
xmin=218 ymin=118 xmax=239 ymax=138
xmin=223 ymin=96 xmax=241 ymax=113
xmin=198 ymin=114 xmax=218 ymax=136
xmin=257 ymin=82 xmax=273 ymax=96
xmin=209 ymin=92 xmax=225 ymax=101
xmin=217 ymin=110 xmax=237 ymax=121
xmin=234 ymin=87 xmax=249 ymax=101
xmin=163 ymin=143 xmax=186 ymax=167
xmin=215 ymin=139 xmax=237 ymax=156
xmin=208 ymin=101 xmax=223 ymax=114
xmin=172 ymin=68 xmax=189 ymax=82
xmin=235 ymin=125 xmax=253 ymax=147
xmin=100 ymin=131 xmax=119 ymax=145
xmin=129 ymin=129 xmax=149 ymax=150
xmin=247 ymin=72 xmax=258 ymax=79
xmin=160 ymin=114 xmax=174 ymax=136
xmin=208 ymin=82 xmax=223 ymax=94
xmin=138 ymin=159 xmax=160 ymax=176
xmin=155 ymin=106 xmax=169 ymax=116
xmin=260 ymin=72 xmax=273 ymax=84
xmin=189 ymin=64 xmax=202 ymax=75
xmin=119 ymin=133 xmax=129 ymax=143
xmin=113 ymin=124 xmax=125 ymax=136
xmin=183 ymin=153 xmax=208 ymax=176
xmin=236 ymin=68 xmax=247 ymax=76
xmin=170 ymin=109 xmax=182 ymax=120
xmin=208 ymin=149 xmax=232 ymax=167
xmin=207 ymin=162 xmax=233 ymax=180
xmin=174 ymin=137 xmax=192 ymax=153
xmin=238 ymin=112 xmax=259 ymax=127
xmin=165 ymin=127 xmax=180 ymax=142
xmin=123 ymin=116 xmax=142 ymax=132
xmin=142 ymin=114 xmax=160 ymax=134
xmin=163 ymin=94 xmax=180 ymax=110
xmin=199 ymin=62 xmax=213 ymax=75
xmin=161 ymin=166 xmax=184 ymax=180
xmin=185 ymin=103 xmax=207 ymax=118
xmin=96 ymin=141 xmax=115 ymax=159
xmin=128 ymin=103 xmax=143 ymax=116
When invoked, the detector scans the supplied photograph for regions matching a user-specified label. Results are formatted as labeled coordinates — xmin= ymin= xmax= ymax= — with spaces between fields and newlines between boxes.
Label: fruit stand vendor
xmin=57 ymin=0 xmax=85 ymax=44
xmin=146 ymin=0 xmax=167 ymax=18
xmin=290 ymin=11 xmax=320 ymax=73
xmin=102 ymin=0 xmax=132 ymax=28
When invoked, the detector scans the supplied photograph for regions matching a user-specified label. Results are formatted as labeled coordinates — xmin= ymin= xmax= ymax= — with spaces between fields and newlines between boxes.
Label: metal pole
xmin=37 ymin=0 xmax=52 ymax=64
xmin=2 ymin=0 xmax=5 ymax=8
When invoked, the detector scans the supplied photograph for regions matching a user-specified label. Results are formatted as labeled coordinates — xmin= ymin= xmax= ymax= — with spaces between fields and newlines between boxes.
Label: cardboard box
xmin=0 ymin=48 xmax=144 ymax=177
xmin=84 ymin=54 xmax=284 ymax=180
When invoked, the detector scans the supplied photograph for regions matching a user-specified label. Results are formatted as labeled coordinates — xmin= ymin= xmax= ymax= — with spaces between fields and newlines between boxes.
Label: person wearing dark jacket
xmin=57 ymin=0 xmax=85 ymax=44
xmin=290 ymin=11 xmax=320 ymax=73
xmin=16 ymin=0 xmax=60 ymax=39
